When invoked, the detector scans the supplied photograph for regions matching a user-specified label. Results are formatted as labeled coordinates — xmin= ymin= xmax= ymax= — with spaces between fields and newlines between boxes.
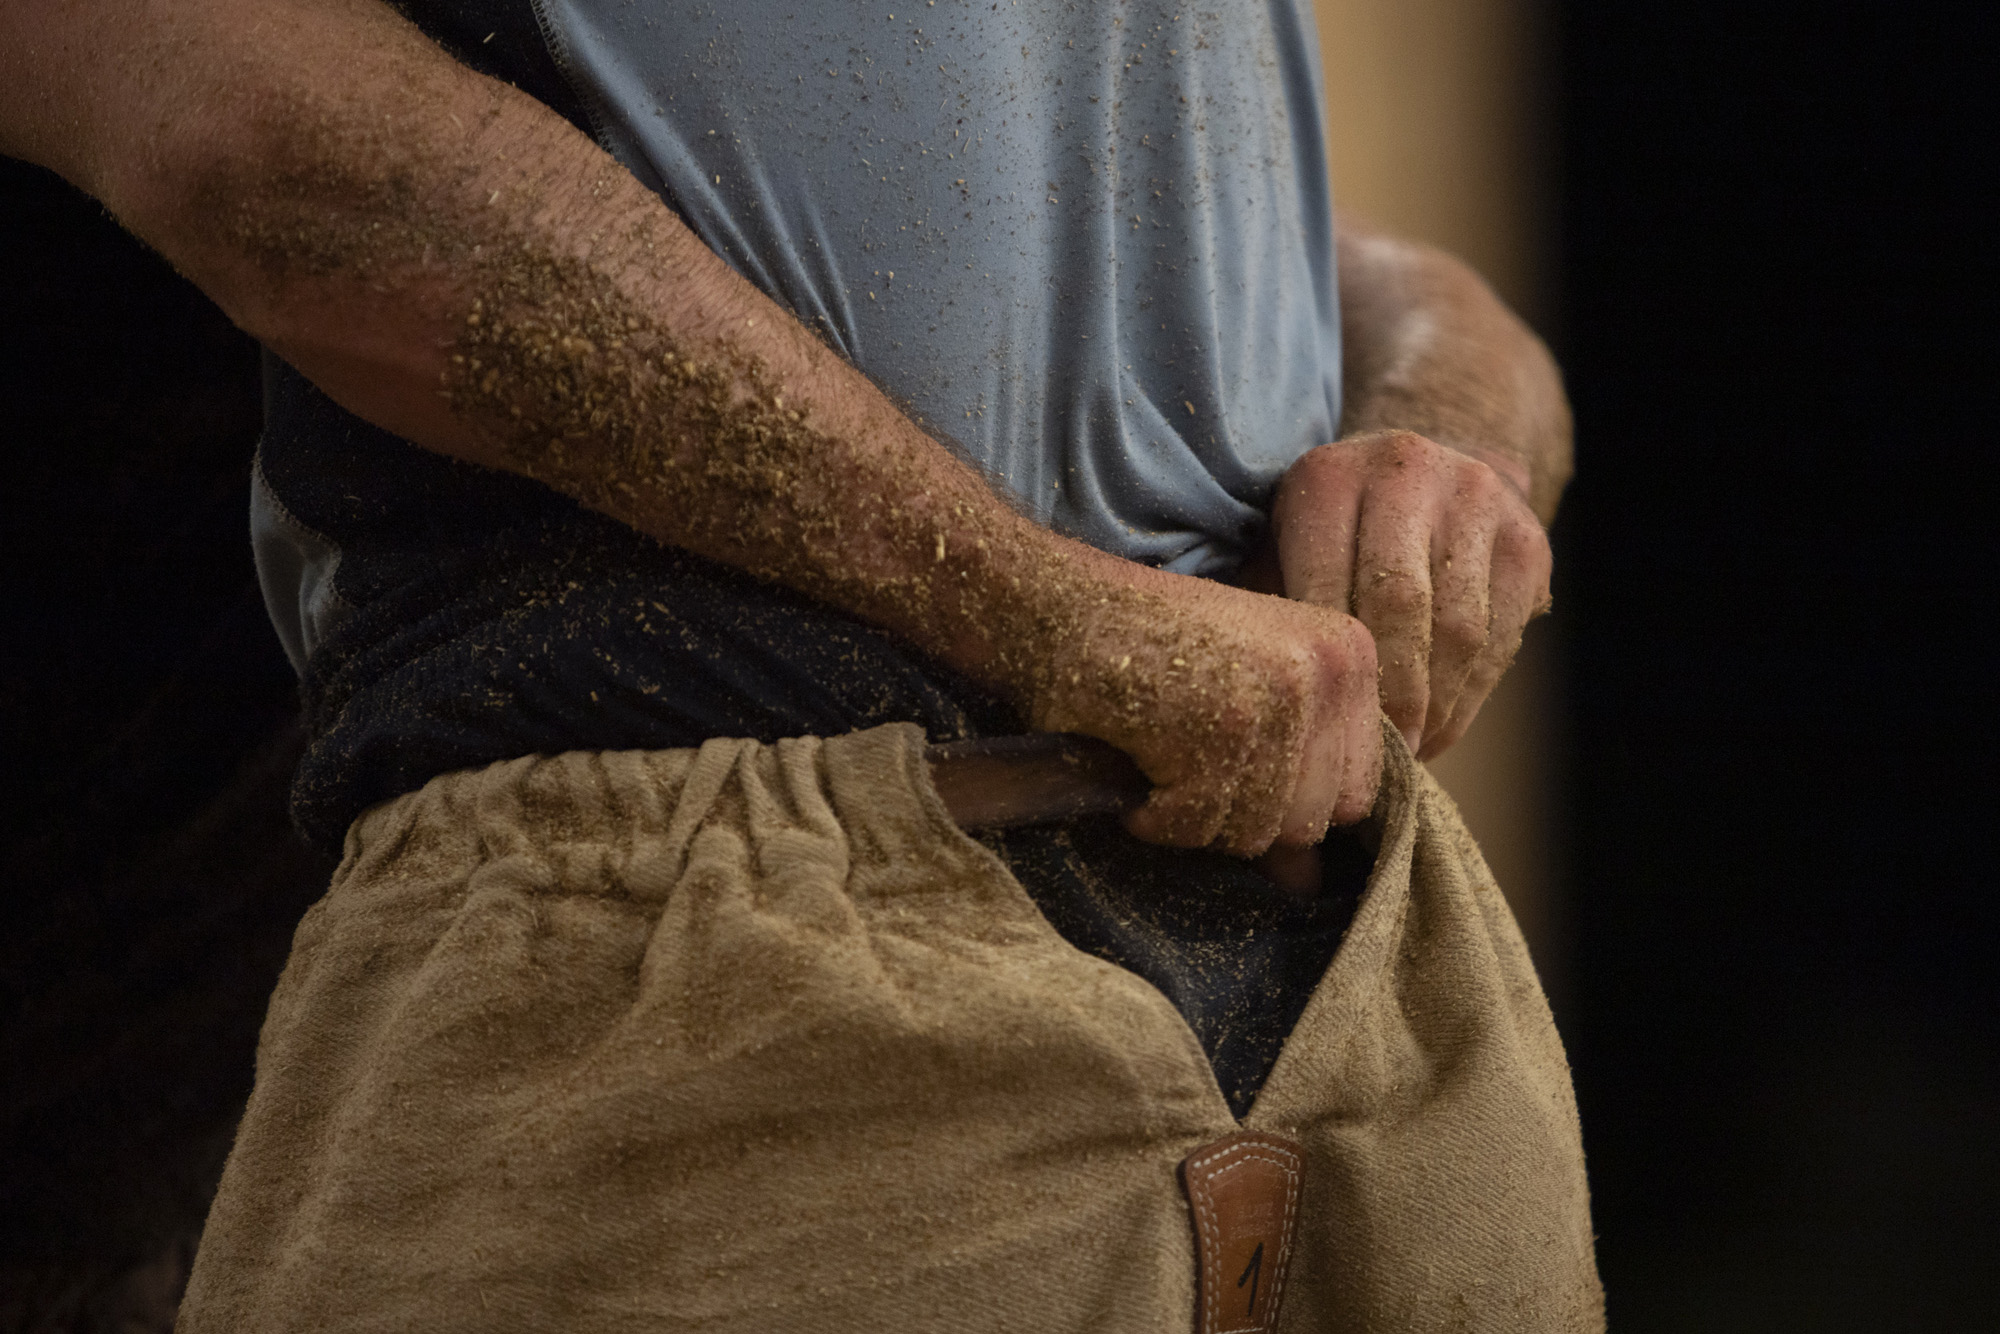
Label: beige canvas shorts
xmin=178 ymin=722 xmax=1602 ymax=1332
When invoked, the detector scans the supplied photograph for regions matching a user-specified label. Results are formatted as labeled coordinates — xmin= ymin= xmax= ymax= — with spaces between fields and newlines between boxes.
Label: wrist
xmin=916 ymin=515 xmax=1183 ymax=729
xmin=962 ymin=537 xmax=1237 ymax=753
xmin=931 ymin=522 xmax=1141 ymax=701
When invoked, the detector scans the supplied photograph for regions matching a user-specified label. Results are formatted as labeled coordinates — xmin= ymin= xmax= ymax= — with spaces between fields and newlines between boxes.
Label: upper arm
xmin=0 ymin=0 xmax=126 ymax=182
xmin=0 ymin=0 xmax=466 ymax=213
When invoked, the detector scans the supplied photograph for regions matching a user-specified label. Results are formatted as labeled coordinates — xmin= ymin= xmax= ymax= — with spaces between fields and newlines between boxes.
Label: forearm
xmin=1336 ymin=217 xmax=1573 ymax=524
xmin=1267 ymin=219 xmax=1565 ymax=758
xmin=4 ymin=0 xmax=1139 ymax=704
xmin=4 ymin=0 xmax=1389 ymax=852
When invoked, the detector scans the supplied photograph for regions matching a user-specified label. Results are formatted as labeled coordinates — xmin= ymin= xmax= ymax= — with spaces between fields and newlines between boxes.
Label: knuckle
xmin=1291 ymin=571 xmax=1352 ymax=609
xmin=1211 ymin=691 xmax=1270 ymax=744
xmin=1347 ymin=625 xmax=1382 ymax=681
xmin=1299 ymin=440 xmax=1350 ymax=474
xmin=1434 ymin=604 xmax=1490 ymax=653
xmin=1287 ymin=441 xmax=1361 ymax=494
xmin=1136 ymin=790 xmax=1223 ymax=851
xmin=1496 ymin=515 xmax=1550 ymax=560
xmin=1223 ymin=806 xmax=1285 ymax=859
xmin=1372 ymin=427 xmax=1430 ymax=460
xmin=1464 ymin=462 xmax=1507 ymax=503
xmin=1364 ymin=575 xmax=1429 ymax=620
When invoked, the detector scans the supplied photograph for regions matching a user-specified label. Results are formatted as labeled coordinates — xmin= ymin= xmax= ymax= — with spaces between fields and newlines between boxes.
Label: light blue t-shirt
xmin=539 ymin=0 xmax=1341 ymax=577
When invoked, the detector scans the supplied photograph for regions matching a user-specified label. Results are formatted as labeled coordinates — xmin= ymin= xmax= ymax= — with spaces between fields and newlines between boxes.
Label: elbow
xmin=100 ymin=116 xmax=343 ymax=353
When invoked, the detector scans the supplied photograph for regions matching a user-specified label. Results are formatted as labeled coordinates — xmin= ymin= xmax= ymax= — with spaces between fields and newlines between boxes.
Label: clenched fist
xmin=1268 ymin=429 xmax=1553 ymax=760
xmin=1023 ymin=562 xmax=1384 ymax=859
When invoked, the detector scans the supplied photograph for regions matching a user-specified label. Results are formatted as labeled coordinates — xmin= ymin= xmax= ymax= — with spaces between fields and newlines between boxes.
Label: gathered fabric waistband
xmin=180 ymin=721 xmax=1603 ymax=1333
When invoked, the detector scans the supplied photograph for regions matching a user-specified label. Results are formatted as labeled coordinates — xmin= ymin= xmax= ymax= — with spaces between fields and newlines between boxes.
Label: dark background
xmin=2 ymin=1 xmax=1995 ymax=1328
xmin=0 ymin=152 xmax=329 ymax=1326
xmin=1554 ymin=2 xmax=1999 ymax=1328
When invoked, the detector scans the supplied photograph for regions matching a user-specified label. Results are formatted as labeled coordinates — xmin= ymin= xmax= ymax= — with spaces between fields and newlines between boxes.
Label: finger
xmin=1123 ymin=779 xmax=1226 ymax=850
xmin=1349 ymin=485 xmax=1437 ymax=754
xmin=1275 ymin=671 xmax=1345 ymax=847
xmin=1423 ymin=502 xmax=1498 ymax=747
xmin=1125 ymin=772 xmax=1280 ymax=857
xmin=1279 ymin=613 xmax=1381 ymax=838
xmin=1270 ymin=446 xmax=1361 ymax=610
xmin=1421 ymin=517 xmax=1550 ymax=758
xmin=1331 ymin=677 xmax=1385 ymax=825
xmin=1420 ymin=627 xmax=1513 ymax=760
xmin=1253 ymin=844 xmax=1324 ymax=898
xmin=1122 ymin=696 xmax=1295 ymax=855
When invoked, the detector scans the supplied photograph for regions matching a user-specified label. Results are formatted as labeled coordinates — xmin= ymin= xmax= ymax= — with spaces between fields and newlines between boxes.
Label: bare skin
xmin=0 ymin=0 xmax=1565 ymax=862
xmin=1263 ymin=222 xmax=1570 ymax=761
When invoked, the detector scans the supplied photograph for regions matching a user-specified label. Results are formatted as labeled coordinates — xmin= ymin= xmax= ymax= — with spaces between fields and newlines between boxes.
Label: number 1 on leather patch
xmin=1180 ymin=1132 xmax=1305 ymax=1334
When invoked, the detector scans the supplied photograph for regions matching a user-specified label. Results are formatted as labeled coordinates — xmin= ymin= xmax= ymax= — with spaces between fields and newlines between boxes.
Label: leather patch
xmin=1180 ymin=1132 xmax=1305 ymax=1334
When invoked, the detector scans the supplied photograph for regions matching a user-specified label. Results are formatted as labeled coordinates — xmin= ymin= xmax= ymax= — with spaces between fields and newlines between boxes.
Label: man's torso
xmin=249 ymin=0 xmax=1356 ymax=1113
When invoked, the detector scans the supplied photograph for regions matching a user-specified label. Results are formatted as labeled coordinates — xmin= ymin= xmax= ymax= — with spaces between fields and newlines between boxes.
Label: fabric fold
xmin=181 ymin=720 xmax=1601 ymax=1333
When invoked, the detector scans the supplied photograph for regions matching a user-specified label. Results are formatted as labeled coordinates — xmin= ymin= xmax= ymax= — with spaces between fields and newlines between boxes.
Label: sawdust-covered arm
xmin=0 ymin=0 xmax=1383 ymax=857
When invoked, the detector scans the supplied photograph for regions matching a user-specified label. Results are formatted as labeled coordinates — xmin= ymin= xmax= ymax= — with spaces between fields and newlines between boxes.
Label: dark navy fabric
xmin=994 ymin=818 xmax=1370 ymax=1116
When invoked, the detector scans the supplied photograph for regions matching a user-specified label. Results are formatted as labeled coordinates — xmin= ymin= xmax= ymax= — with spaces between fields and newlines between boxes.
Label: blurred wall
xmin=1311 ymin=0 xmax=1564 ymax=979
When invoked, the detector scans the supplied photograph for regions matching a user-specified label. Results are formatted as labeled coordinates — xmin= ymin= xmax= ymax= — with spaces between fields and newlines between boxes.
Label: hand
xmin=1021 ymin=561 xmax=1382 ymax=859
xmin=1268 ymin=429 xmax=1552 ymax=759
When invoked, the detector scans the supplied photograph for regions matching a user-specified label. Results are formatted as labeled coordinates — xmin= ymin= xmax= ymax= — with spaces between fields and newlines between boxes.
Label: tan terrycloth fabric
xmin=179 ymin=722 xmax=1602 ymax=1333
